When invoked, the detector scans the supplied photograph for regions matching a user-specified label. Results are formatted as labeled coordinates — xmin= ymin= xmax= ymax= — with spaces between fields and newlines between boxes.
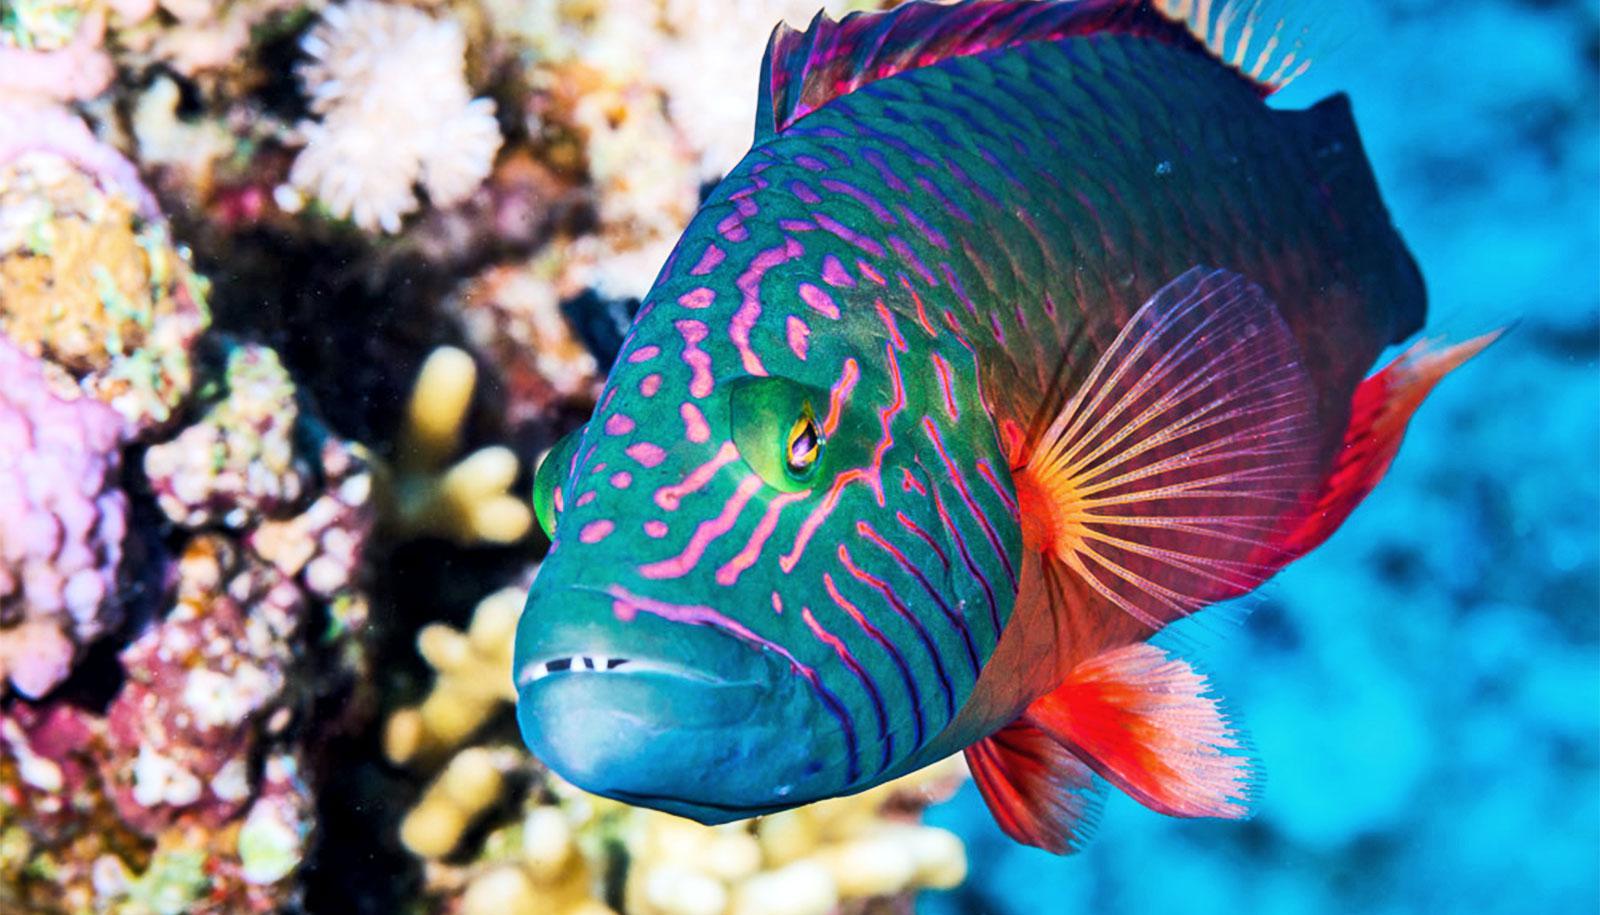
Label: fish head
xmin=516 ymin=221 xmax=1019 ymax=820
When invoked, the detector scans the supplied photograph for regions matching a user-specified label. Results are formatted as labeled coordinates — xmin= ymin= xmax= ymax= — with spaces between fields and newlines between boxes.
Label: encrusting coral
xmin=387 ymin=346 xmax=534 ymax=545
xmin=289 ymin=0 xmax=503 ymax=234
xmin=0 ymin=333 xmax=128 ymax=699
xmin=0 ymin=101 xmax=211 ymax=439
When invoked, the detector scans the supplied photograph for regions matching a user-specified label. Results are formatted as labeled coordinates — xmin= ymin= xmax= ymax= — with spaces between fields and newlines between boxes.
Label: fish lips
xmin=514 ymin=584 xmax=833 ymax=817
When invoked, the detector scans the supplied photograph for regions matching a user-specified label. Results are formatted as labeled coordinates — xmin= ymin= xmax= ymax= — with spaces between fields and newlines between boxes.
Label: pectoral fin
xmin=1013 ymin=266 xmax=1321 ymax=630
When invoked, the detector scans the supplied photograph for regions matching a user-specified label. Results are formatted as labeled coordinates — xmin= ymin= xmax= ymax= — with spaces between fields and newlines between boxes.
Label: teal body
xmin=516 ymin=3 xmax=1422 ymax=821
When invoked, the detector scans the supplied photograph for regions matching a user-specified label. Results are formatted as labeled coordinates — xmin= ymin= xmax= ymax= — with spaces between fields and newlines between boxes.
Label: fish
xmin=513 ymin=0 xmax=1497 ymax=852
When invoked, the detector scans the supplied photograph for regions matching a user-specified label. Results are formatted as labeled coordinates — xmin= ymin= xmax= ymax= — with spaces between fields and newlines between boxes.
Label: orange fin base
xmin=966 ymin=720 xmax=1104 ymax=854
xmin=1026 ymin=643 xmax=1256 ymax=820
xmin=1279 ymin=330 xmax=1504 ymax=557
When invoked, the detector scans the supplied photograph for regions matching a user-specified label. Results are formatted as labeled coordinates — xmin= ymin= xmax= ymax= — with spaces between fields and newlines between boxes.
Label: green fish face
xmin=516 ymin=177 xmax=1021 ymax=820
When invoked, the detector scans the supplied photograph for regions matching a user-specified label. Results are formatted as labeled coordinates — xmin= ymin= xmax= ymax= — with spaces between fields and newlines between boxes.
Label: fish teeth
xmin=516 ymin=655 xmax=632 ymax=686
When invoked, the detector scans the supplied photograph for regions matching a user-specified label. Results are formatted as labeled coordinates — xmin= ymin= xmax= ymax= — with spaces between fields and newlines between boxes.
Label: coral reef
xmin=0 ymin=335 xmax=127 ymax=699
xmin=0 ymin=102 xmax=210 ymax=438
xmin=289 ymin=0 xmax=503 ymax=234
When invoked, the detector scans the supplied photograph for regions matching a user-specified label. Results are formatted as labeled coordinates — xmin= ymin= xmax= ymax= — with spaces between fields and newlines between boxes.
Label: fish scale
xmin=514 ymin=0 xmax=1470 ymax=846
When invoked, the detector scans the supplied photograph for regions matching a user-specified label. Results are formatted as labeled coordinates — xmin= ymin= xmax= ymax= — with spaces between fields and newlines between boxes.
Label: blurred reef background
xmin=0 ymin=0 xmax=1593 ymax=914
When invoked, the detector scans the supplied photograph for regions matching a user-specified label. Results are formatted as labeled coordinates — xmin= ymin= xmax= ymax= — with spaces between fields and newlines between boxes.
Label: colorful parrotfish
xmin=514 ymin=0 xmax=1496 ymax=852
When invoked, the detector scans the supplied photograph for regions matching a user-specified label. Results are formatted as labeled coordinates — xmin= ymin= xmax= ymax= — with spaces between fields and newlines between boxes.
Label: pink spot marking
xmin=779 ymin=218 xmax=817 ymax=232
xmin=896 ymin=203 xmax=950 ymax=251
xmin=604 ymin=413 xmax=635 ymax=435
xmin=715 ymin=489 xmax=809 ymax=585
xmin=821 ymin=254 xmax=855 ymax=288
xmin=610 ymin=471 xmax=633 ymax=489
xmin=639 ymin=373 xmax=662 ymax=397
xmin=626 ymin=442 xmax=666 ymax=468
xmin=644 ymin=520 xmax=669 ymax=538
xmin=857 ymin=259 xmax=886 ymax=285
xmin=690 ymin=244 xmax=725 ymax=276
xmin=772 ymin=592 xmax=784 ymax=615
xmin=579 ymin=520 xmax=614 ymax=544
xmin=577 ymin=491 xmax=597 ymax=507
xmin=717 ymin=211 xmax=749 ymax=242
xmin=732 ymin=238 xmax=804 ymax=376
xmin=931 ymin=352 xmax=960 ymax=419
xmin=679 ymin=287 xmax=715 ymax=309
xmin=590 ymin=462 xmax=608 ymax=475
xmin=821 ymin=178 xmax=897 ymax=225
xmin=795 ymin=155 xmax=828 ymax=172
xmin=789 ymin=180 xmax=821 ymax=203
xmin=654 ymin=441 xmax=740 ymax=510
xmin=786 ymin=315 xmax=810 ymax=361
xmin=676 ymin=320 xmax=714 ymax=398
xmin=628 ymin=345 xmax=660 ymax=364
xmin=822 ymin=358 xmax=859 ymax=438
xmin=680 ymin=403 xmax=710 ymax=443
xmin=798 ymin=283 xmax=840 ymax=319
xmin=639 ymin=474 xmax=764 ymax=579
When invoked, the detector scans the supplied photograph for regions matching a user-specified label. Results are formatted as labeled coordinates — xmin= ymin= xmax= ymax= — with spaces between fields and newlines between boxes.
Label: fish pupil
xmin=786 ymin=410 xmax=821 ymax=476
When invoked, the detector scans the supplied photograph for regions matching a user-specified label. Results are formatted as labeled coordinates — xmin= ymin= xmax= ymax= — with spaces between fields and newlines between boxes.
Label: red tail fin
xmin=1280 ymin=331 xmax=1503 ymax=556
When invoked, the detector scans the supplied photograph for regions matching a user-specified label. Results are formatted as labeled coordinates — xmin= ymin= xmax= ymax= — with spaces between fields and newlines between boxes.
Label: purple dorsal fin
xmin=755 ymin=0 xmax=1315 ymax=138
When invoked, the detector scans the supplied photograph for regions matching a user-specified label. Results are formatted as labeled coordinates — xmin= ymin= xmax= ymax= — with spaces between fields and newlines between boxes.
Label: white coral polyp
xmin=290 ymin=0 xmax=502 ymax=234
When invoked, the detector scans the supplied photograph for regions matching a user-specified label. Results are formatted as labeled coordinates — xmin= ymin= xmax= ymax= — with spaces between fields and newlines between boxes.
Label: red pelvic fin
xmin=965 ymin=719 xmax=1105 ymax=854
xmin=1025 ymin=642 xmax=1256 ymax=820
xmin=1279 ymin=331 xmax=1504 ymax=557
xmin=1013 ymin=267 xmax=1321 ymax=630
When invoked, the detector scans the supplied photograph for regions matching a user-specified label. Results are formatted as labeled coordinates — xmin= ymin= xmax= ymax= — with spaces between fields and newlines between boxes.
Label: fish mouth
xmin=516 ymin=653 xmax=685 ymax=686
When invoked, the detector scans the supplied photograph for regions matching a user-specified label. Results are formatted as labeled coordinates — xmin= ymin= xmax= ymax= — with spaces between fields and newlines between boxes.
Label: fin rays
xmin=1017 ymin=267 xmax=1320 ymax=630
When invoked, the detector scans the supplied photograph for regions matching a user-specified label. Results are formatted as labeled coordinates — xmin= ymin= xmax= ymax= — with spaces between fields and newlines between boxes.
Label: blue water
xmin=923 ymin=2 xmax=1600 ymax=912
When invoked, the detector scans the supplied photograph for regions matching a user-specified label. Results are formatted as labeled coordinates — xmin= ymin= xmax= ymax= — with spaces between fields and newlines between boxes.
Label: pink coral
xmin=0 ymin=11 xmax=114 ymax=103
xmin=0 ymin=333 xmax=129 ymax=698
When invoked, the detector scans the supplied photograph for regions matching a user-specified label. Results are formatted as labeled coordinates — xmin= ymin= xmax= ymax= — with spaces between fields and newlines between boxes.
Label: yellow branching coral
xmin=384 ymin=583 xmax=523 ymax=767
xmin=385 ymin=346 xmax=533 ymax=545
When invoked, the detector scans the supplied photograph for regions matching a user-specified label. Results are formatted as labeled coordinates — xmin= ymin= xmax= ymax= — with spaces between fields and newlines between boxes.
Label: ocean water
xmin=923 ymin=1 xmax=1600 ymax=912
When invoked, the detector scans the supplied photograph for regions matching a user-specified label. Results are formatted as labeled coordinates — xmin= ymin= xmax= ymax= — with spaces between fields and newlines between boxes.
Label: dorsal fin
xmin=755 ymin=0 xmax=1315 ymax=139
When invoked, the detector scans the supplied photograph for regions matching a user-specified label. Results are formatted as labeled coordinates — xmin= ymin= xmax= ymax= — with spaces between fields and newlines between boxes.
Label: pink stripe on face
xmin=626 ymin=442 xmax=666 ymax=467
xmin=628 ymin=345 xmax=660 ymax=364
xmin=786 ymin=315 xmax=810 ymax=361
xmin=689 ymin=244 xmax=724 ymax=276
xmin=639 ymin=374 xmax=662 ymax=397
xmin=604 ymin=413 xmax=635 ymax=435
xmin=579 ymin=520 xmax=614 ymax=544
xmin=676 ymin=320 xmax=714 ymax=398
xmin=680 ymin=403 xmax=710 ymax=443
xmin=715 ymin=489 xmax=809 ymax=585
xmin=731 ymin=239 xmax=804 ymax=377
xmin=639 ymin=474 xmax=763 ymax=579
xmin=654 ymin=441 xmax=739 ymax=510
xmin=822 ymin=358 xmax=859 ymax=438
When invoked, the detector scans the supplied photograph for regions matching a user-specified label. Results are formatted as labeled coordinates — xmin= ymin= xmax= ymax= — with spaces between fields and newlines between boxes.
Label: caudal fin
xmin=1278 ymin=331 xmax=1504 ymax=556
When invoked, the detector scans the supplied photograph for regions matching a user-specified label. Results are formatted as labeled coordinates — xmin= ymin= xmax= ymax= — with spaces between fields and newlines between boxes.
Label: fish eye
xmin=532 ymin=428 xmax=582 ymax=537
xmin=730 ymin=376 xmax=826 ymax=493
xmin=784 ymin=405 xmax=823 ymax=479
